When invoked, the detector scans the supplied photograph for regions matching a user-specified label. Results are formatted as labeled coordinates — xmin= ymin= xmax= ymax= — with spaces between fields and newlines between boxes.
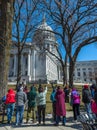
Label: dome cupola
xmin=33 ymin=16 xmax=55 ymax=45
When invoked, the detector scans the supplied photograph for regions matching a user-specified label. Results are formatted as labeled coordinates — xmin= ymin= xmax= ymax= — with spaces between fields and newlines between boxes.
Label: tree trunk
xmin=16 ymin=51 xmax=22 ymax=87
xmin=62 ymin=67 xmax=66 ymax=86
xmin=62 ymin=54 xmax=68 ymax=86
xmin=69 ymin=60 xmax=75 ymax=88
xmin=0 ymin=0 xmax=14 ymax=98
xmin=62 ymin=65 xmax=67 ymax=86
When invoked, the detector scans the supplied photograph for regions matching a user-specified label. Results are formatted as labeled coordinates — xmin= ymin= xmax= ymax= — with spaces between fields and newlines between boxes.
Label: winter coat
xmin=36 ymin=87 xmax=47 ymax=106
xmin=55 ymin=89 xmax=66 ymax=116
xmin=27 ymin=87 xmax=37 ymax=108
xmin=5 ymin=89 xmax=16 ymax=104
xmin=71 ymin=89 xmax=80 ymax=104
xmin=90 ymin=84 xmax=95 ymax=98
xmin=91 ymin=90 xmax=97 ymax=114
xmin=91 ymin=101 xmax=97 ymax=114
xmin=15 ymin=88 xmax=27 ymax=106
xmin=82 ymin=88 xmax=91 ymax=103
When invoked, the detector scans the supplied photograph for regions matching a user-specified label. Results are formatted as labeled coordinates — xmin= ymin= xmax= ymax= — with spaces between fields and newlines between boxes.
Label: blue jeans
xmin=56 ymin=115 xmax=66 ymax=125
xmin=6 ymin=103 xmax=15 ymax=122
xmin=16 ymin=105 xmax=24 ymax=124
xmin=85 ymin=103 xmax=92 ymax=118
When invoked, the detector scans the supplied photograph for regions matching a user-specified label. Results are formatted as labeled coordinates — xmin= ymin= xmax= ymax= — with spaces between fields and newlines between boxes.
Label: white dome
xmin=33 ymin=17 xmax=55 ymax=44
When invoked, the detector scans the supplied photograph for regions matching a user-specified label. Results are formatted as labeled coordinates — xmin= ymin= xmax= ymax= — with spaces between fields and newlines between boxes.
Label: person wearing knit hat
xmin=82 ymin=84 xmax=92 ymax=118
xmin=84 ymin=84 xmax=89 ymax=89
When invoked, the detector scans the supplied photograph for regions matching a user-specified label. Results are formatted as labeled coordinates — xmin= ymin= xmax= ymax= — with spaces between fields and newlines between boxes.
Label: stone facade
xmin=74 ymin=60 xmax=97 ymax=84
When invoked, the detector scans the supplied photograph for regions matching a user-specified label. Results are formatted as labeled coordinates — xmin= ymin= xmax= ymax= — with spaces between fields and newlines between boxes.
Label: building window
xmin=12 ymin=59 xmax=14 ymax=68
xmin=95 ymin=72 xmax=97 ymax=77
xmin=93 ymin=63 xmax=97 ymax=66
xmin=88 ymin=68 xmax=92 ymax=70
xmin=82 ymin=68 xmax=86 ymax=71
xmin=77 ymin=72 xmax=80 ymax=76
xmin=94 ymin=68 xmax=97 ymax=71
xmin=46 ymin=44 xmax=49 ymax=50
xmin=84 ymin=78 xmax=86 ymax=81
xmin=89 ymin=71 xmax=92 ymax=76
xmin=9 ymin=71 xmax=14 ymax=77
xmin=25 ymin=71 xmax=27 ymax=76
xmin=83 ymin=72 xmax=86 ymax=76
xmin=77 ymin=68 xmax=80 ymax=71
xmin=25 ymin=57 xmax=28 ymax=68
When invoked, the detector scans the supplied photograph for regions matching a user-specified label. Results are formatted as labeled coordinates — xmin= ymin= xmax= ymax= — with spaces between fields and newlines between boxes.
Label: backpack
xmin=2 ymin=95 xmax=6 ymax=102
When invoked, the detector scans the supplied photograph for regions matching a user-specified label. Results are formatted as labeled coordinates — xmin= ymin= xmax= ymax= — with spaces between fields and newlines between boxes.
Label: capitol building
xmin=8 ymin=18 xmax=63 ymax=84
xmin=8 ymin=18 xmax=97 ymax=84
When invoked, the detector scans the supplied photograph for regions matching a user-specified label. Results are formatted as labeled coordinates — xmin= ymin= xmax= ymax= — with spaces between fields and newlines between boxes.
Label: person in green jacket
xmin=26 ymin=85 xmax=37 ymax=123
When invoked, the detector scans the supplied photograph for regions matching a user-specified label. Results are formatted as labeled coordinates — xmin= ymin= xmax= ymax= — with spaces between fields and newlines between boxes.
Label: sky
xmin=77 ymin=43 xmax=97 ymax=61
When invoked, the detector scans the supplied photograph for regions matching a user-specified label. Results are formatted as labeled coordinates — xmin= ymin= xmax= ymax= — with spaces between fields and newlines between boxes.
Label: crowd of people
xmin=1 ymin=82 xmax=97 ymax=126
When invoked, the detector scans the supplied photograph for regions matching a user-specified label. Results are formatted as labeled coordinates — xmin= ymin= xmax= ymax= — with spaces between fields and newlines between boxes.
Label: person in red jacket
xmin=5 ymin=88 xmax=16 ymax=124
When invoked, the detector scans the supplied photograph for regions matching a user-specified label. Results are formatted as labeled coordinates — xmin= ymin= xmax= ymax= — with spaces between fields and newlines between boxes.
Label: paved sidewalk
xmin=0 ymin=112 xmax=82 ymax=130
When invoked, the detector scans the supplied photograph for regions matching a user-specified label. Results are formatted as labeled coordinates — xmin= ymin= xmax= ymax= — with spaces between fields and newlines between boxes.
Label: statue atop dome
xmin=42 ymin=14 xmax=46 ymax=24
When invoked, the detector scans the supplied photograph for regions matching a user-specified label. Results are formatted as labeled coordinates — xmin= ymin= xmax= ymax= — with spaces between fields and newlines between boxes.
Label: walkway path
xmin=0 ymin=112 xmax=82 ymax=130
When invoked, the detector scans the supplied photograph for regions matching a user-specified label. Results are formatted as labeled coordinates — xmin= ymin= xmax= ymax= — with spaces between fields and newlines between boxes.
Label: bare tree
xmin=0 ymin=0 xmax=14 ymax=98
xmin=43 ymin=0 xmax=97 ymax=87
xmin=12 ymin=0 xmax=42 ymax=86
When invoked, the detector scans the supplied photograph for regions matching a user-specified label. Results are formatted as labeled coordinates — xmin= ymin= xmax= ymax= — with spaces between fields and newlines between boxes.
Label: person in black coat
xmin=82 ymin=84 xmax=92 ymax=117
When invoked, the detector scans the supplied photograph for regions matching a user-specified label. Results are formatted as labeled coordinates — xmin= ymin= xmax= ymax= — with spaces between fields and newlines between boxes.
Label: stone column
xmin=33 ymin=51 xmax=36 ymax=80
xmin=58 ymin=67 xmax=60 ymax=80
xmin=27 ymin=53 xmax=30 ymax=76
xmin=14 ymin=54 xmax=17 ymax=76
